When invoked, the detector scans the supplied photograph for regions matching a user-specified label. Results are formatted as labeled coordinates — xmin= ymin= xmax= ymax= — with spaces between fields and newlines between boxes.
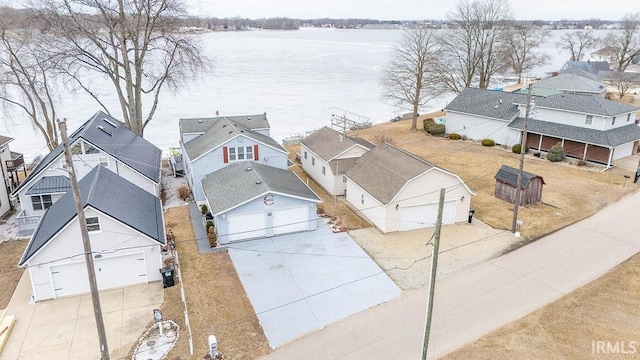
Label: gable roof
xmin=13 ymin=111 xmax=161 ymax=195
xmin=562 ymin=61 xmax=611 ymax=75
xmin=202 ymin=162 xmax=320 ymax=215
xmin=444 ymin=88 xmax=524 ymax=121
xmin=557 ymin=67 xmax=602 ymax=82
xmin=179 ymin=113 xmax=270 ymax=135
xmin=495 ymin=165 xmax=544 ymax=189
xmin=0 ymin=135 xmax=13 ymax=147
xmin=508 ymin=118 xmax=640 ymax=147
xmin=521 ymin=93 xmax=638 ymax=117
xmin=182 ymin=117 xmax=285 ymax=160
xmin=19 ymin=165 xmax=165 ymax=266
xmin=301 ymin=126 xmax=374 ymax=162
xmin=531 ymin=73 xmax=606 ymax=94
xmin=25 ymin=176 xmax=71 ymax=195
xmin=345 ymin=143 xmax=437 ymax=205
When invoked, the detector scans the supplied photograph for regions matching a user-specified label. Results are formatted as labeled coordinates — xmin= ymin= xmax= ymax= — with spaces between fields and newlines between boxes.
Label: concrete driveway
xmin=0 ymin=273 xmax=163 ymax=359
xmin=227 ymin=220 xmax=401 ymax=348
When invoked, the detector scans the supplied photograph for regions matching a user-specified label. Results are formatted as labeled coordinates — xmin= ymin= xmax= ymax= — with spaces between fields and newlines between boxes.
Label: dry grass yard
xmin=0 ymin=239 xmax=26 ymax=309
xmin=347 ymin=119 xmax=639 ymax=241
xmin=443 ymin=253 xmax=640 ymax=360
xmin=139 ymin=206 xmax=271 ymax=360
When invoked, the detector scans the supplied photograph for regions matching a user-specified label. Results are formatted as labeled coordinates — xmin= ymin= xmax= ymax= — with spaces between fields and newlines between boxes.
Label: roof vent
xmin=103 ymin=119 xmax=118 ymax=128
xmin=256 ymin=180 xmax=262 ymax=184
xmin=247 ymin=117 xmax=251 ymax=120
xmin=97 ymin=125 xmax=112 ymax=136
xmin=494 ymin=105 xmax=499 ymax=109
xmin=245 ymin=167 xmax=252 ymax=171
xmin=198 ymin=119 xmax=202 ymax=123
xmin=222 ymin=124 xmax=227 ymax=128
xmin=229 ymin=131 xmax=233 ymax=134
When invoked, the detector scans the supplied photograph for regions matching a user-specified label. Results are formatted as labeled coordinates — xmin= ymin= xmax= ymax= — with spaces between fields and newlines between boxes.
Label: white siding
xmin=345 ymin=179 xmax=388 ymax=232
xmin=26 ymin=207 xmax=163 ymax=301
xmin=300 ymin=144 xmax=338 ymax=195
xmin=523 ymin=107 xmax=637 ymax=132
xmin=613 ymin=142 xmax=636 ymax=160
xmin=335 ymin=145 xmax=369 ymax=160
xmin=445 ymin=112 xmax=521 ymax=146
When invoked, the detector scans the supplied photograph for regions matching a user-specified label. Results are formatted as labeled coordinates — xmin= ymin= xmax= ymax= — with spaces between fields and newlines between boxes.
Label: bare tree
xmin=504 ymin=26 xmax=550 ymax=83
xmin=606 ymin=72 xmax=640 ymax=99
xmin=0 ymin=14 xmax=59 ymax=151
xmin=604 ymin=12 xmax=640 ymax=71
xmin=32 ymin=0 xmax=210 ymax=137
xmin=436 ymin=0 xmax=513 ymax=93
xmin=381 ymin=27 xmax=442 ymax=131
xmin=555 ymin=30 xmax=599 ymax=61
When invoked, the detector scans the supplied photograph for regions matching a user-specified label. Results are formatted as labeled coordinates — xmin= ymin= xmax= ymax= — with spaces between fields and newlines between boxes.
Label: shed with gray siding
xmin=494 ymin=165 xmax=545 ymax=205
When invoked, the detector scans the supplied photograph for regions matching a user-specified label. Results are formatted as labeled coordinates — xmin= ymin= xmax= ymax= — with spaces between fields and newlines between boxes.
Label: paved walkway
xmin=1 ymin=273 xmax=163 ymax=359
xmin=262 ymin=189 xmax=640 ymax=359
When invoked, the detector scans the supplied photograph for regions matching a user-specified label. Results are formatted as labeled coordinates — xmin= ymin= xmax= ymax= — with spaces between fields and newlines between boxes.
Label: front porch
xmin=15 ymin=209 xmax=41 ymax=237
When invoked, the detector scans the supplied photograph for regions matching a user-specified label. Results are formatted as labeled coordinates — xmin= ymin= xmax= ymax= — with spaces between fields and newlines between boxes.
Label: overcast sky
xmin=186 ymin=0 xmax=635 ymax=21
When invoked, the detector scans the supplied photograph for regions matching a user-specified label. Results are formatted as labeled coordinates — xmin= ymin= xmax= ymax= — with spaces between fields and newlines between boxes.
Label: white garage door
xmin=50 ymin=253 xmax=148 ymax=299
xmin=227 ymin=211 xmax=266 ymax=242
xmin=272 ymin=206 xmax=309 ymax=235
xmin=400 ymin=201 xmax=456 ymax=231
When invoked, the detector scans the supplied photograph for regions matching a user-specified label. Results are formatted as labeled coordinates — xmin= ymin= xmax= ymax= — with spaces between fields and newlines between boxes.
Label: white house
xmin=0 ymin=135 xmax=26 ymax=217
xmin=202 ymin=162 xmax=321 ymax=243
xmin=12 ymin=111 xmax=162 ymax=235
xmin=18 ymin=166 xmax=165 ymax=302
xmin=345 ymin=143 xmax=474 ymax=233
xmin=445 ymin=88 xmax=640 ymax=166
xmin=179 ymin=113 xmax=289 ymax=203
xmin=300 ymin=126 xmax=374 ymax=196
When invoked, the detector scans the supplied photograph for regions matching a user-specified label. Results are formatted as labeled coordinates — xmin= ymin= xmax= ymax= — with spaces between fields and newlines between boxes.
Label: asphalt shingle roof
xmin=19 ymin=165 xmax=165 ymax=266
xmin=521 ymin=93 xmax=638 ymax=117
xmin=444 ymin=88 xmax=524 ymax=121
xmin=495 ymin=165 xmax=544 ymax=189
xmin=508 ymin=118 xmax=640 ymax=147
xmin=562 ymin=61 xmax=611 ymax=75
xmin=13 ymin=111 xmax=161 ymax=195
xmin=345 ymin=143 xmax=435 ymax=205
xmin=531 ymin=73 xmax=606 ymax=94
xmin=182 ymin=117 xmax=285 ymax=160
xmin=179 ymin=113 xmax=270 ymax=135
xmin=0 ymin=135 xmax=13 ymax=147
xmin=25 ymin=176 xmax=71 ymax=195
xmin=301 ymin=126 xmax=374 ymax=161
xmin=202 ymin=162 xmax=321 ymax=215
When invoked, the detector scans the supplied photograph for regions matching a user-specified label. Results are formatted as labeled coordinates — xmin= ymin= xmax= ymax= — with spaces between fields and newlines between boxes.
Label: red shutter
xmin=254 ymin=145 xmax=259 ymax=161
xmin=223 ymin=146 xmax=228 ymax=163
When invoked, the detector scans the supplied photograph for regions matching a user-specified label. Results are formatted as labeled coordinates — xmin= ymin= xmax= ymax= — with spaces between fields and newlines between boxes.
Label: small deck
xmin=169 ymin=149 xmax=184 ymax=177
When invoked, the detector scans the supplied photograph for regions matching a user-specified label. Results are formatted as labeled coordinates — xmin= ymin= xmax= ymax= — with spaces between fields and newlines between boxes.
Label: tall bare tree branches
xmin=32 ymin=0 xmax=211 ymax=136
xmin=437 ymin=0 xmax=513 ymax=93
xmin=504 ymin=26 xmax=550 ymax=83
xmin=381 ymin=27 xmax=443 ymax=131
xmin=555 ymin=30 xmax=599 ymax=61
xmin=0 ymin=12 xmax=60 ymax=151
xmin=604 ymin=12 xmax=640 ymax=71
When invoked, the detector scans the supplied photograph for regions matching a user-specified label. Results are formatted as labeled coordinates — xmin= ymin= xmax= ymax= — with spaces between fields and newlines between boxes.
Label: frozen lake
xmin=1 ymin=28 xmax=597 ymax=159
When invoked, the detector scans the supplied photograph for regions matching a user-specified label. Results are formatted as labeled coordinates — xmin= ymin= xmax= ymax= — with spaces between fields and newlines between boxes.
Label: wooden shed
xmin=494 ymin=165 xmax=545 ymax=206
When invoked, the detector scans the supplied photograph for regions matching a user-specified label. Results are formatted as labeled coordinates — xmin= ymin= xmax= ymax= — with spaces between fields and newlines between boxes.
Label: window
xmin=84 ymin=143 xmax=100 ymax=154
xmin=361 ymin=194 xmax=364 ymax=204
xmin=628 ymin=114 xmax=631 ymax=122
xmin=312 ymin=157 xmax=315 ymax=166
xmin=99 ymin=157 xmax=109 ymax=167
xmin=612 ymin=117 xmax=616 ymax=126
xmin=322 ymin=166 xmax=326 ymax=175
xmin=585 ymin=115 xmax=593 ymax=125
xmin=31 ymin=195 xmax=53 ymax=211
xmin=228 ymin=146 xmax=254 ymax=162
xmin=343 ymin=175 xmax=347 ymax=183
xmin=304 ymin=151 xmax=307 ymax=159
xmin=86 ymin=217 xmax=101 ymax=232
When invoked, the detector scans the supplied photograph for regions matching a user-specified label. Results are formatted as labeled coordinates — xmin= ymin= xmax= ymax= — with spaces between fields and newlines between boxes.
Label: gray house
xmin=202 ymin=162 xmax=321 ymax=243
xmin=179 ymin=114 xmax=288 ymax=203
xmin=527 ymin=73 xmax=606 ymax=97
xmin=19 ymin=165 xmax=165 ymax=301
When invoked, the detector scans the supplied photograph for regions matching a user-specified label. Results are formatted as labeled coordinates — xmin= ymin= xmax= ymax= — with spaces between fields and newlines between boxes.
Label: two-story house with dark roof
xmin=179 ymin=114 xmax=289 ymax=203
xmin=12 ymin=111 xmax=162 ymax=235
xmin=445 ymin=88 xmax=640 ymax=166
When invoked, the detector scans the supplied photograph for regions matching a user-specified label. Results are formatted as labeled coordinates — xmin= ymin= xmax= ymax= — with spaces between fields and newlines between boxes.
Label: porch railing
xmin=16 ymin=210 xmax=41 ymax=236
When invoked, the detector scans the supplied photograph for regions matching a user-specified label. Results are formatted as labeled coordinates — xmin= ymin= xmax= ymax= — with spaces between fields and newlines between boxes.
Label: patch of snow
xmin=132 ymin=320 xmax=180 ymax=360
xmin=160 ymin=160 xmax=189 ymax=209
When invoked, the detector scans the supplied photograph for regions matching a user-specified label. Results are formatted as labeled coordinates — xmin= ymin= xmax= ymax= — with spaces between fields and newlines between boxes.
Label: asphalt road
xmin=261 ymin=189 xmax=640 ymax=359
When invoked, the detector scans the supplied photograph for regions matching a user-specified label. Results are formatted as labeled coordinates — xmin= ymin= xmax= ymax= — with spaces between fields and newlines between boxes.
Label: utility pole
xmin=422 ymin=188 xmax=445 ymax=360
xmin=58 ymin=119 xmax=110 ymax=359
xmin=512 ymin=84 xmax=533 ymax=234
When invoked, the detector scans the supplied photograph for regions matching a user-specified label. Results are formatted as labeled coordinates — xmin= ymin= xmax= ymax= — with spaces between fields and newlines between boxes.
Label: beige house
xmin=344 ymin=143 xmax=474 ymax=233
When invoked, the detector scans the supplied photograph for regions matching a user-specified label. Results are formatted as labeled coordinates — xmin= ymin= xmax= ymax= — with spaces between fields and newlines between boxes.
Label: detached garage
xmin=18 ymin=166 xmax=165 ymax=302
xmin=345 ymin=143 xmax=474 ymax=233
xmin=202 ymin=162 xmax=321 ymax=244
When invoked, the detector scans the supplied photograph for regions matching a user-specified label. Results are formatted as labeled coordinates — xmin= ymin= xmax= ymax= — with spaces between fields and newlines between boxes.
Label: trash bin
xmin=468 ymin=209 xmax=475 ymax=224
xmin=159 ymin=265 xmax=175 ymax=288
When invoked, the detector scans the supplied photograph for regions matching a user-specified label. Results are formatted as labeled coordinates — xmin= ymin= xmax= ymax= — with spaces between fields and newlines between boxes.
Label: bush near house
xmin=512 ymin=143 xmax=529 ymax=154
xmin=547 ymin=143 xmax=566 ymax=162
xmin=423 ymin=119 xmax=446 ymax=135
xmin=448 ymin=133 xmax=462 ymax=140
xmin=200 ymin=204 xmax=208 ymax=215
xmin=177 ymin=185 xmax=190 ymax=200
xmin=481 ymin=139 xmax=495 ymax=147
